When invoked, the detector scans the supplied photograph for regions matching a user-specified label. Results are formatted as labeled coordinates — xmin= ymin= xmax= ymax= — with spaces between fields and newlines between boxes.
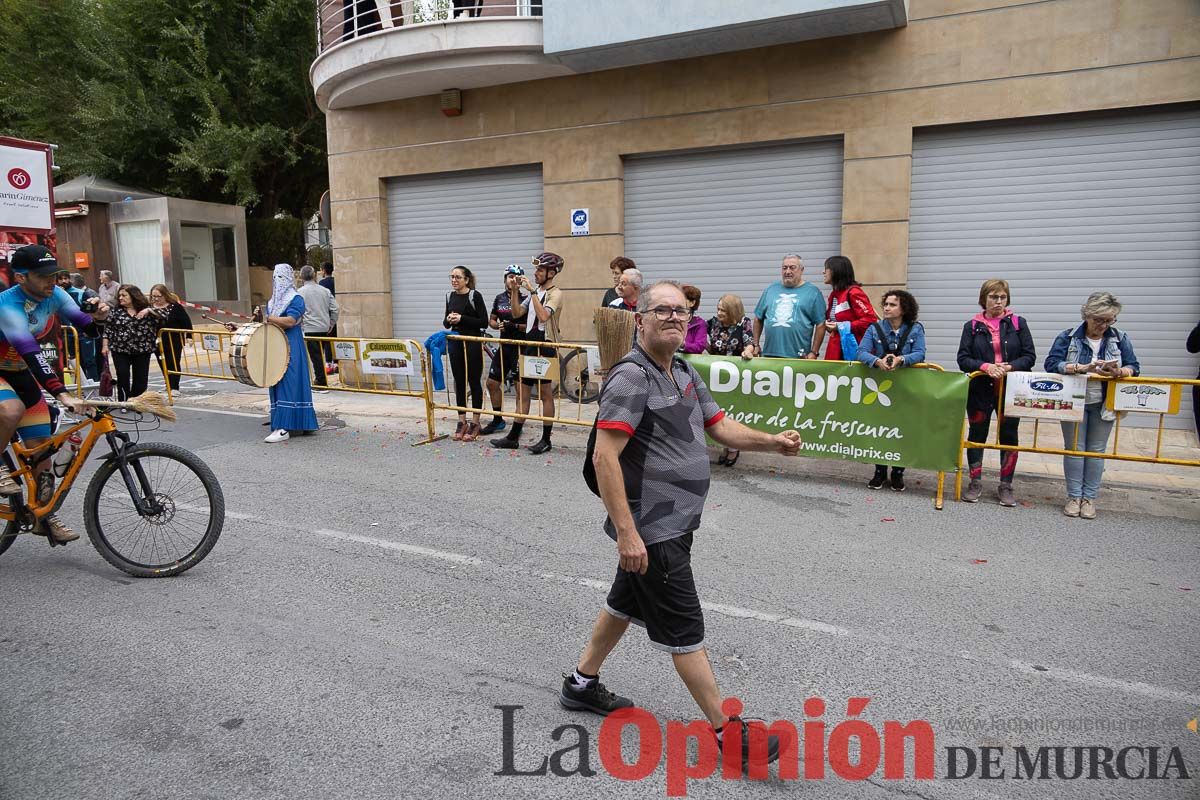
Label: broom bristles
xmin=89 ymin=391 xmax=177 ymax=422
xmin=594 ymin=307 xmax=637 ymax=372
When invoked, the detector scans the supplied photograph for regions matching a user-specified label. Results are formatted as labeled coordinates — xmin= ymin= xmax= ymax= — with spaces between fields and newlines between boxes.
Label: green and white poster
xmin=685 ymin=356 xmax=970 ymax=472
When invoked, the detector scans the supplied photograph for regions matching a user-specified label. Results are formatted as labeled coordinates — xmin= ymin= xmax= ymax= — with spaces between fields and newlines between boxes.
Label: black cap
xmin=10 ymin=245 xmax=64 ymax=276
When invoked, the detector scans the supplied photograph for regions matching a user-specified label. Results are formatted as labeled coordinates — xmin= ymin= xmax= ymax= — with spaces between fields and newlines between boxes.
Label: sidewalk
xmin=175 ymin=380 xmax=1200 ymax=519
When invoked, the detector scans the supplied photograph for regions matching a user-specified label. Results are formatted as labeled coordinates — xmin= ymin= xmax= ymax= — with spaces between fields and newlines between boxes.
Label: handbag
xmin=98 ymin=359 xmax=114 ymax=398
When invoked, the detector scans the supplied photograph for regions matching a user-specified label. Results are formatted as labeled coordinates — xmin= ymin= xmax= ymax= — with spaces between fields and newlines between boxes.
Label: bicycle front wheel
xmin=559 ymin=348 xmax=601 ymax=404
xmin=83 ymin=443 xmax=225 ymax=578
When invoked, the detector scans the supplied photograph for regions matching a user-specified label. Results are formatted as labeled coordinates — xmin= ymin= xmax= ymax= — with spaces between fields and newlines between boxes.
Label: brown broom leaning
xmin=593 ymin=307 xmax=637 ymax=380
xmin=82 ymin=391 xmax=177 ymax=422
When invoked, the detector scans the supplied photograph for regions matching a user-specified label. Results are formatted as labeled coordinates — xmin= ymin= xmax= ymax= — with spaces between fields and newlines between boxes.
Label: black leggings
xmin=112 ymin=351 xmax=151 ymax=401
xmin=155 ymin=332 xmax=185 ymax=391
xmin=447 ymin=337 xmax=484 ymax=412
xmin=966 ymin=405 xmax=1020 ymax=483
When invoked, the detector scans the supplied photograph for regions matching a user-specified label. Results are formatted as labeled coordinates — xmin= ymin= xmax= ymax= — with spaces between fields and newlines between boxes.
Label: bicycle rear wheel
xmin=559 ymin=347 xmax=600 ymax=404
xmin=0 ymin=519 xmax=15 ymax=557
xmin=83 ymin=442 xmax=224 ymax=578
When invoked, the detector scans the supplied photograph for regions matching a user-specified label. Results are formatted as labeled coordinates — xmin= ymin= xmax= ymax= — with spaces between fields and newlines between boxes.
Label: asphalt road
xmin=1 ymin=406 xmax=1197 ymax=800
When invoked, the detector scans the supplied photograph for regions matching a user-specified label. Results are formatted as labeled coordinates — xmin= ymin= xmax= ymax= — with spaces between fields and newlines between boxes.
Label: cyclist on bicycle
xmin=0 ymin=245 xmax=109 ymax=543
xmin=481 ymin=264 xmax=527 ymax=436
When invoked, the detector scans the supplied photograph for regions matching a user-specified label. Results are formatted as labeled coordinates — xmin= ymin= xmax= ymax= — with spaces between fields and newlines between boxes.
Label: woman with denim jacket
xmin=1045 ymin=292 xmax=1140 ymax=521
xmin=858 ymin=289 xmax=925 ymax=492
xmin=956 ymin=279 xmax=1037 ymax=507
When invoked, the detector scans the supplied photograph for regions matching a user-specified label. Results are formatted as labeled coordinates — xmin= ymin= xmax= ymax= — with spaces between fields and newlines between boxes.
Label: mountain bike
xmin=0 ymin=395 xmax=224 ymax=578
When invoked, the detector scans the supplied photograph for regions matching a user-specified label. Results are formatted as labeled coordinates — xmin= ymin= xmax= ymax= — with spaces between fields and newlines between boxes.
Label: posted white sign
xmin=1004 ymin=371 xmax=1087 ymax=422
xmin=362 ymin=340 xmax=415 ymax=376
xmin=1110 ymin=382 xmax=1179 ymax=414
xmin=334 ymin=340 xmax=357 ymax=361
xmin=0 ymin=140 xmax=53 ymax=233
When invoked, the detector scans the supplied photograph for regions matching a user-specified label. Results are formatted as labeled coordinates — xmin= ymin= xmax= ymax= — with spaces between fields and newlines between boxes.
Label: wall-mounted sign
xmin=1004 ymin=372 xmax=1087 ymax=422
xmin=74 ymin=251 xmax=90 ymax=269
xmin=0 ymin=137 xmax=54 ymax=234
xmin=1107 ymin=381 xmax=1181 ymax=414
xmin=570 ymin=208 xmax=589 ymax=236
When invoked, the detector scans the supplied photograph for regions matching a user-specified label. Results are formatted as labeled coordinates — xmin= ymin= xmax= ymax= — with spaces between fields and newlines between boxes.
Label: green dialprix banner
xmin=683 ymin=356 xmax=970 ymax=472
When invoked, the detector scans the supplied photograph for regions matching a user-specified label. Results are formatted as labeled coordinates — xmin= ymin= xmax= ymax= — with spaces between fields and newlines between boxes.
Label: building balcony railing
xmin=317 ymin=0 xmax=542 ymax=54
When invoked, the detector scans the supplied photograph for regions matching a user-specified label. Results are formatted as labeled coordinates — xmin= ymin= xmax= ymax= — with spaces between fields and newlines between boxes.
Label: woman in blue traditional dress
xmin=263 ymin=263 xmax=319 ymax=443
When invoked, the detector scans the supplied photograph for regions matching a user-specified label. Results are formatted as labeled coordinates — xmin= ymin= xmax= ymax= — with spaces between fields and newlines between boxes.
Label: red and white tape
xmin=178 ymin=300 xmax=255 ymax=321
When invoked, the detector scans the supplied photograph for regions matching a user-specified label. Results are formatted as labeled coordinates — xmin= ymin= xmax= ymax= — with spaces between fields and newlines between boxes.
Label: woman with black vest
xmin=857 ymin=289 xmax=925 ymax=492
xmin=444 ymin=265 xmax=489 ymax=441
xmin=956 ymin=279 xmax=1036 ymax=507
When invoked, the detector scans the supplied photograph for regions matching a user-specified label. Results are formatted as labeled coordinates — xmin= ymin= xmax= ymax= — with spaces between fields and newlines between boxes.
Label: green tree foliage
xmin=247 ymin=216 xmax=305 ymax=267
xmin=0 ymin=0 xmax=326 ymax=218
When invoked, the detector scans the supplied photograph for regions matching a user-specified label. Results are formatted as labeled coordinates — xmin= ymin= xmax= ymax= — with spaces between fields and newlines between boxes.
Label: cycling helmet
xmin=531 ymin=252 xmax=564 ymax=272
xmin=503 ymin=264 xmax=524 ymax=277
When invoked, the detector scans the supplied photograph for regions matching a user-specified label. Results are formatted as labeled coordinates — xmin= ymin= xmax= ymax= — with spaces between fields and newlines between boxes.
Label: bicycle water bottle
xmin=52 ymin=433 xmax=83 ymax=479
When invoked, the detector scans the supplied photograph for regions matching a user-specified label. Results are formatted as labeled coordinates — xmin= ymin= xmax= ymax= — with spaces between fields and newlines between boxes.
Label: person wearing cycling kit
xmin=0 ymin=246 xmax=109 ymax=544
xmin=491 ymin=252 xmax=564 ymax=454
xmin=481 ymin=265 xmax=527 ymax=436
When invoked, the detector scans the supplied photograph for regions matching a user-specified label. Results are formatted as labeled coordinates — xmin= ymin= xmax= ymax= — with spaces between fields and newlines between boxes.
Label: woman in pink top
xmin=956 ymin=279 xmax=1037 ymax=507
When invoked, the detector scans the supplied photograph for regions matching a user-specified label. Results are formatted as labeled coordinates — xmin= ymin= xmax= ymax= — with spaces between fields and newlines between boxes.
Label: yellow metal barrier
xmin=156 ymin=328 xmax=439 ymax=444
xmin=59 ymin=325 xmax=85 ymax=398
xmin=954 ymin=371 xmax=1200 ymax=501
xmin=422 ymin=334 xmax=598 ymax=442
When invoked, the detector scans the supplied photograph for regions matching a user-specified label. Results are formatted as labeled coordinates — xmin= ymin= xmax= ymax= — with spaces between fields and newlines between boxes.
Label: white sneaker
xmin=1079 ymin=499 xmax=1097 ymax=520
xmin=264 ymin=429 xmax=290 ymax=443
xmin=1063 ymin=498 xmax=1081 ymax=518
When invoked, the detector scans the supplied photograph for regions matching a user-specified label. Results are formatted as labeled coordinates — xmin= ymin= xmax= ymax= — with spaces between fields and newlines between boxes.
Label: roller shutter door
xmin=386 ymin=166 xmax=543 ymax=341
xmin=624 ymin=141 xmax=843 ymax=320
xmin=908 ymin=108 xmax=1200 ymax=429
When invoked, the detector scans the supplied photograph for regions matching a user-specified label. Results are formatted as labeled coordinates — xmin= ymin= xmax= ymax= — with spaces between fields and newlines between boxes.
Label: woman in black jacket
xmin=444 ymin=265 xmax=489 ymax=441
xmin=1187 ymin=320 xmax=1200 ymax=439
xmin=956 ymin=279 xmax=1036 ymax=507
xmin=150 ymin=284 xmax=192 ymax=392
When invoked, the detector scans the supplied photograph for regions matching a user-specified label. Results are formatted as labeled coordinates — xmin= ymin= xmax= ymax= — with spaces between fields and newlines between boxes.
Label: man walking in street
xmin=560 ymin=280 xmax=802 ymax=769
xmin=97 ymin=270 xmax=121 ymax=309
xmin=491 ymin=252 xmax=564 ymax=454
xmin=753 ymin=254 xmax=826 ymax=359
xmin=296 ymin=265 xmax=339 ymax=390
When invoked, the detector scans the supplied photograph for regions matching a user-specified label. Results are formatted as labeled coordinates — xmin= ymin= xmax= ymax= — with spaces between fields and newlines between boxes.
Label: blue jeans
xmin=1060 ymin=403 xmax=1114 ymax=500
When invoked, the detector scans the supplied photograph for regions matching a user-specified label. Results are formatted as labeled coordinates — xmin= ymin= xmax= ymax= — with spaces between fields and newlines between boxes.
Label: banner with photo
xmin=684 ymin=356 xmax=970 ymax=472
xmin=361 ymin=340 xmax=415 ymax=376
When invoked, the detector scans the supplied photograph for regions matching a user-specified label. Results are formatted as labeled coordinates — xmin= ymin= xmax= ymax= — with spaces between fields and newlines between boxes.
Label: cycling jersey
xmin=0 ymin=285 xmax=97 ymax=397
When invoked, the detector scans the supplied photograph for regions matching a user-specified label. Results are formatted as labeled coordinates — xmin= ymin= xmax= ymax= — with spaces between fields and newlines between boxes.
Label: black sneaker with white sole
xmin=719 ymin=716 xmax=786 ymax=773
xmin=558 ymin=674 xmax=633 ymax=716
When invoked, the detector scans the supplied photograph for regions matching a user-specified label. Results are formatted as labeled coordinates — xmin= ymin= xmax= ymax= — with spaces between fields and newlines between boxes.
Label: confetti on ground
xmin=881 ymin=517 xmax=895 ymax=522
xmin=972 ymin=559 xmax=988 ymax=564
xmin=1181 ymin=587 xmax=1193 ymax=592
xmin=1018 ymin=500 xmax=1033 ymax=507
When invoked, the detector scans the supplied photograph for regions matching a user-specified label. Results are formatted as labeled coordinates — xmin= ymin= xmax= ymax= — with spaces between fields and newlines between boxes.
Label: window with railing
xmin=317 ymin=0 xmax=543 ymax=53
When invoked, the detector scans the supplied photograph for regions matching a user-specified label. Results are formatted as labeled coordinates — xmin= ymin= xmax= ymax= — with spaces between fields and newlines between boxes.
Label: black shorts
xmin=487 ymin=341 xmax=521 ymax=383
xmin=604 ymin=533 xmax=704 ymax=654
xmin=520 ymin=331 xmax=556 ymax=386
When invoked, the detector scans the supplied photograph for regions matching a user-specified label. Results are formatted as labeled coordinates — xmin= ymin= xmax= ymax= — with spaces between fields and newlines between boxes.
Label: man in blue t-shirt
xmin=752 ymin=254 xmax=826 ymax=359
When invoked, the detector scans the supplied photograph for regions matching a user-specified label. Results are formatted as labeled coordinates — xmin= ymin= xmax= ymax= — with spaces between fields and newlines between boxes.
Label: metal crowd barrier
xmin=955 ymin=371 xmax=1200 ymax=501
xmin=156 ymin=328 xmax=439 ymax=443
xmin=420 ymin=334 xmax=598 ymax=441
xmin=59 ymin=325 xmax=85 ymax=398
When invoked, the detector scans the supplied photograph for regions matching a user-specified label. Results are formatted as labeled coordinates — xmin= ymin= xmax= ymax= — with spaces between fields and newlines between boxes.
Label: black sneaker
xmin=480 ymin=418 xmax=507 ymax=435
xmin=719 ymin=716 xmax=785 ymax=773
xmin=867 ymin=469 xmax=887 ymax=490
xmin=559 ymin=674 xmax=632 ymax=716
xmin=491 ymin=436 xmax=519 ymax=449
xmin=528 ymin=438 xmax=552 ymax=455
xmin=890 ymin=471 xmax=906 ymax=492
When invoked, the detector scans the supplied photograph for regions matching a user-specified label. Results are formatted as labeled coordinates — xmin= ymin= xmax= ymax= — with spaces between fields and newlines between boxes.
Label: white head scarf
xmin=267 ymin=263 xmax=298 ymax=316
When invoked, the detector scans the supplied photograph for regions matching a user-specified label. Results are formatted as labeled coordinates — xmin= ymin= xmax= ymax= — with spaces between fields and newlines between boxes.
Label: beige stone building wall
xmin=326 ymin=0 xmax=1200 ymax=340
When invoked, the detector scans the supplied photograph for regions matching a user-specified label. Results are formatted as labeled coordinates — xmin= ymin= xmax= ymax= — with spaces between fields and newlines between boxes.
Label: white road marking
xmin=282 ymin=524 xmax=1200 ymax=707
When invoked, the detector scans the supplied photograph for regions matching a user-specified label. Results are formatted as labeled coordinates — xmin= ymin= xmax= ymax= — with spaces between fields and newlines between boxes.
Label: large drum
xmin=228 ymin=322 xmax=289 ymax=388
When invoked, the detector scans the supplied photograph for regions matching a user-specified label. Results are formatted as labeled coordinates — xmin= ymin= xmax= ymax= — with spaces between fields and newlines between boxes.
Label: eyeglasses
xmin=645 ymin=306 xmax=694 ymax=321
xmin=1087 ymin=316 xmax=1117 ymax=325
xmin=448 ymin=274 xmax=464 ymax=280
xmin=986 ymin=294 xmax=1009 ymax=301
